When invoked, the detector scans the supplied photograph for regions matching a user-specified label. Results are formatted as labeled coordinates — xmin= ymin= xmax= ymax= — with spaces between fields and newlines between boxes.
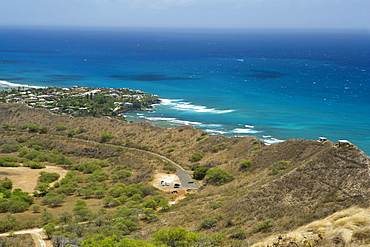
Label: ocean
xmin=0 ymin=27 xmax=369 ymax=155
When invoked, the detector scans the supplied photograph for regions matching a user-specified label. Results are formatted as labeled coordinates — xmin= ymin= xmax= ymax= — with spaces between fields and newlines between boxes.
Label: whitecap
xmin=199 ymin=124 xmax=223 ymax=128
xmin=170 ymin=119 xmax=202 ymax=125
xmin=263 ymin=138 xmax=284 ymax=145
xmin=0 ymin=80 xmax=46 ymax=89
xmin=232 ymin=128 xmax=260 ymax=134
xmin=244 ymin=124 xmax=255 ymax=128
xmin=145 ymin=117 xmax=177 ymax=121
xmin=159 ymin=99 xmax=183 ymax=105
xmin=205 ymin=129 xmax=228 ymax=135
xmin=160 ymin=99 xmax=234 ymax=114
xmin=143 ymin=116 xmax=201 ymax=126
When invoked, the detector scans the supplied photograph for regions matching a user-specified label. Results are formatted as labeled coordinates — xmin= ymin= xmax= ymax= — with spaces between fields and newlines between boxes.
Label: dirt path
xmin=0 ymin=165 xmax=68 ymax=194
xmin=0 ymin=228 xmax=52 ymax=247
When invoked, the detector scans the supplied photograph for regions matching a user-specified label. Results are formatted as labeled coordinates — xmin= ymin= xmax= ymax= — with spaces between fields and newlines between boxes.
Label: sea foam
xmin=232 ymin=128 xmax=260 ymax=134
xmin=160 ymin=99 xmax=234 ymax=114
xmin=142 ymin=116 xmax=202 ymax=126
xmin=0 ymin=80 xmax=45 ymax=89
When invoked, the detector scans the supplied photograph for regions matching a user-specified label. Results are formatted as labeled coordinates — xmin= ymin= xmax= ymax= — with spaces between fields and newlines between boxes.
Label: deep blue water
xmin=0 ymin=27 xmax=369 ymax=155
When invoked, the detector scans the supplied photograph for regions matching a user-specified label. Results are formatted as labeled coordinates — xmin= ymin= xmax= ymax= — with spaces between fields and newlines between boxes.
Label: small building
xmin=336 ymin=140 xmax=353 ymax=148
xmin=317 ymin=137 xmax=328 ymax=143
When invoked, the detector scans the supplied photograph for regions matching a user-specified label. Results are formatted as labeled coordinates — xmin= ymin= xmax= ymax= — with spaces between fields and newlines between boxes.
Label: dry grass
xmin=251 ymin=206 xmax=370 ymax=246
xmin=0 ymin=164 xmax=68 ymax=194
xmin=1 ymin=104 xmax=370 ymax=246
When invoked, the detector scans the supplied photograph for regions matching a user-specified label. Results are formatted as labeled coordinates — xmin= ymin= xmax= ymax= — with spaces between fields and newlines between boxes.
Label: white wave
xmin=232 ymin=128 xmax=260 ymax=134
xmin=205 ymin=129 xmax=228 ymax=135
xmin=245 ymin=124 xmax=255 ymax=128
xmin=200 ymin=123 xmax=223 ymax=128
xmin=170 ymin=119 xmax=202 ymax=125
xmin=159 ymin=99 xmax=183 ymax=105
xmin=263 ymin=137 xmax=284 ymax=145
xmin=262 ymin=135 xmax=272 ymax=138
xmin=0 ymin=80 xmax=46 ymax=89
xmin=144 ymin=116 xmax=201 ymax=126
xmin=159 ymin=98 xmax=234 ymax=114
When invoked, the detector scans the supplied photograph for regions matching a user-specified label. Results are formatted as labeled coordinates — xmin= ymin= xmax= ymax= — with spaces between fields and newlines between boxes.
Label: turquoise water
xmin=0 ymin=27 xmax=369 ymax=155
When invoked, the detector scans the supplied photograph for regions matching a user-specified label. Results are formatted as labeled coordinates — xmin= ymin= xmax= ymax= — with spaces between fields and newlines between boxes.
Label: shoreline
xmin=0 ymin=80 xmax=46 ymax=89
xmin=1 ymin=81 xmax=369 ymax=156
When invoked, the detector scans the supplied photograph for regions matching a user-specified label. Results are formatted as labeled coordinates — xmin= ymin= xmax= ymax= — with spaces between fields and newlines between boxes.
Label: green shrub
xmin=269 ymin=160 xmax=290 ymax=175
xmin=2 ymin=123 xmax=13 ymax=130
xmin=199 ymin=216 xmax=221 ymax=230
xmin=72 ymin=161 xmax=108 ymax=173
xmin=166 ymin=147 xmax=175 ymax=153
xmin=142 ymin=199 xmax=158 ymax=210
xmin=239 ymin=159 xmax=252 ymax=170
xmin=8 ymin=200 xmax=30 ymax=213
xmin=211 ymin=142 xmax=228 ymax=152
xmin=100 ymin=133 xmax=114 ymax=143
xmin=28 ymin=124 xmax=40 ymax=133
xmin=228 ymin=227 xmax=246 ymax=239
xmin=0 ymin=157 xmax=20 ymax=167
xmin=28 ymin=140 xmax=45 ymax=150
xmin=24 ymin=161 xmax=45 ymax=169
xmin=39 ymin=126 xmax=48 ymax=134
xmin=254 ymin=219 xmax=273 ymax=233
xmin=251 ymin=145 xmax=261 ymax=150
xmin=20 ymin=124 xmax=29 ymax=129
xmin=1 ymin=181 xmax=12 ymax=190
xmin=193 ymin=167 xmax=209 ymax=180
xmin=76 ymin=126 xmax=88 ymax=134
xmin=67 ymin=129 xmax=76 ymax=137
xmin=18 ymin=148 xmax=28 ymax=157
xmin=16 ymin=136 xmax=27 ymax=143
xmin=210 ymin=201 xmax=225 ymax=210
xmin=189 ymin=152 xmax=203 ymax=162
xmin=24 ymin=150 xmax=40 ymax=160
xmin=55 ymin=125 xmax=68 ymax=131
xmin=0 ymin=142 xmax=21 ymax=153
xmin=41 ymin=192 xmax=66 ymax=207
xmin=87 ymin=170 xmax=110 ymax=182
xmin=205 ymin=168 xmax=234 ymax=186
xmin=39 ymin=171 xmax=60 ymax=183
xmin=114 ymin=170 xmax=132 ymax=179
xmin=153 ymin=228 xmax=195 ymax=247
xmin=55 ymin=155 xmax=72 ymax=165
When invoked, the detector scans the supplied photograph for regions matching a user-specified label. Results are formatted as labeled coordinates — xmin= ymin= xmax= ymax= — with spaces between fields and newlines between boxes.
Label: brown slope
xmin=2 ymin=104 xmax=370 ymax=244
xmin=0 ymin=104 xmax=262 ymax=169
xmin=143 ymin=139 xmax=370 ymax=243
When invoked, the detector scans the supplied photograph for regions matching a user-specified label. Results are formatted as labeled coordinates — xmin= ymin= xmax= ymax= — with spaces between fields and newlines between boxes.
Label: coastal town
xmin=0 ymin=86 xmax=161 ymax=119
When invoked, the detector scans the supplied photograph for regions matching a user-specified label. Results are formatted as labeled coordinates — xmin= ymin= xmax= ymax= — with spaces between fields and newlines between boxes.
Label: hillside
xmin=0 ymin=103 xmax=370 ymax=246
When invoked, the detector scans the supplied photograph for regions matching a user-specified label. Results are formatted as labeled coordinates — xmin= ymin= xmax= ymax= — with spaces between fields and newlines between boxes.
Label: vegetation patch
xmin=211 ymin=142 xmax=228 ymax=152
xmin=39 ymin=171 xmax=60 ymax=183
xmin=189 ymin=152 xmax=203 ymax=162
xmin=239 ymin=159 xmax=252 ymax=170
xmin=193 ymin=167 xmax=209 ymax=180
xmin=205 ymin=168 xmax=234 ymax=185
xmin=268 ymin=160 xmax=290 ymax=175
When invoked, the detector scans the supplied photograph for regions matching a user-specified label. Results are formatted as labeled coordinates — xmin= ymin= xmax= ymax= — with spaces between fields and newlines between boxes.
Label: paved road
xmin=66 ymin=136 xmax=200 ymax=190
xmin=150 ymin=152 xmax=199 ymax=190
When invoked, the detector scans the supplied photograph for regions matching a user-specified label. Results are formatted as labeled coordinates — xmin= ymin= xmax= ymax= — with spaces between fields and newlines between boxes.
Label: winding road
xmin=0 ymin=135 xmax=199 ymax=247
xmin=0 ymin=228 xmax=47 ymax=247
xmin=66 ymin=135 xmax=200 ymax=190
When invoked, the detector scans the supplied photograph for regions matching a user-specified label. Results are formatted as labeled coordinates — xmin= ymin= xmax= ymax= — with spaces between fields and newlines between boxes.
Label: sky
xmin=0 ymin=0 xmax=369 ymax=30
